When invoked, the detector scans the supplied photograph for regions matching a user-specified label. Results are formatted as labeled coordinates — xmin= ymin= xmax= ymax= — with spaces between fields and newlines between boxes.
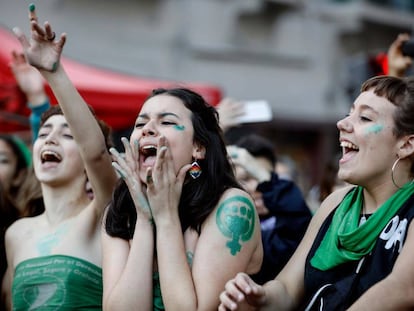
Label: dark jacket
xmin=251 ymin=172 xmax=312 ymax=284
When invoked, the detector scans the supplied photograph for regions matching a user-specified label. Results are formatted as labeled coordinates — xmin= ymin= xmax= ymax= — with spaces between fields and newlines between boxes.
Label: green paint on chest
xmin=36 ymin=224 xmax=69 ymax=256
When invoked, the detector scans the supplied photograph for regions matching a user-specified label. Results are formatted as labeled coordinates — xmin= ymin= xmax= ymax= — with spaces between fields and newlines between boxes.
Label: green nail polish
xmin=52 ymin=62 xmax=58 ymax=72
xmin=29 ymin=3 xmax=35 ymax=12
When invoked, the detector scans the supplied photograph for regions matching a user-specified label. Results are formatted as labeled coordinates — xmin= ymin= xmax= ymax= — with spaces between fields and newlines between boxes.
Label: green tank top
xmin=153 ymin=272 xmax=164 ymax=311
xmin=12 ymin=255 xmax=103 ymax=310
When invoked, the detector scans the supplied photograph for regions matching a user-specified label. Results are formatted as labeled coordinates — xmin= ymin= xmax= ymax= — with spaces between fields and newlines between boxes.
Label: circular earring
xmin=391 ymin=157 xmax=414 ymax=189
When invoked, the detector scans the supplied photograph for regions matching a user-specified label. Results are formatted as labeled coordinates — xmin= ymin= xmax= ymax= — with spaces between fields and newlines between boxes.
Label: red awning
xmin=0 ymin=26 xmax=222 ymax=133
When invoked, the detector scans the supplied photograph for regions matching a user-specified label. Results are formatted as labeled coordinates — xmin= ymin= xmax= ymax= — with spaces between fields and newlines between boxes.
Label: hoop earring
xmin=189 ymin=160 xmax=202 ymax=179
xmin=391 ymin=157 xmax=414 ymax=189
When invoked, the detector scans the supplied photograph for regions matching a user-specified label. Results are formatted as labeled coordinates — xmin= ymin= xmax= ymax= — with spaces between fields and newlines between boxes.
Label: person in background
xmin=102 ymin=87 xmax=263 ymax=311
xmin=219 ymin=74 xmax=414 ymax=310
xmin=216 ymin=97 xmax=246 ymax=133
xmin=0 ymin=135 xmax=31 ymax=207
xmin=2 ymin=4 xmax=117 ymax=310
xmin=274 ymin=155 xmax=299 ymax=183
xmin=227 ymin=134 xmax=312 ymax=285
xmin=0 ymin=183 xmax=19 ymax=310
xmin=387 ymin=33 xmax=413 ymax=78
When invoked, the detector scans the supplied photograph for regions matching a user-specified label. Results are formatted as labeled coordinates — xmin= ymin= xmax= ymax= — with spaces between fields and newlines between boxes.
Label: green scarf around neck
xmin=311 ymin=183 xmax=414 ymax=271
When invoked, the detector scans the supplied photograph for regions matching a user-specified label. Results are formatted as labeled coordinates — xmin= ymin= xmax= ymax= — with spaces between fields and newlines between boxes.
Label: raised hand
xmin=387 ymin=33 xmax=413 ymax=78
xmin=9 ymin=51 xmax=47 ymax=105
xmin=227 ymin=145 xmax=271 ymax=183
xmin=110 ymin=137 xmax=153 ymax=221
xmin=216 ymin=97 xmax=246 ymax=132
xmin=13 ymin=3 xmax=66 ymax=72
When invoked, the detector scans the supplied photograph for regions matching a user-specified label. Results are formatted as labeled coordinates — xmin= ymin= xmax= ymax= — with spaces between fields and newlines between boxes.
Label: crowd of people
xmin=1 ymin=3 xmax=414 ymax=311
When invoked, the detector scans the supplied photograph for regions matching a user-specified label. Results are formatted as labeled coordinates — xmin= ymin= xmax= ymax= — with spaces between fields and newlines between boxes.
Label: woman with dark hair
xmin=102 ymin=87 xmax=263 ymax=310
xmin=219 ymin=75 xmax=414 ymax=311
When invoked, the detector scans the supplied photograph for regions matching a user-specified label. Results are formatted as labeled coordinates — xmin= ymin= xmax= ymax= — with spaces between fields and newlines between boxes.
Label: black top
xmin=303 ymin=191 xmax=414 ymax=311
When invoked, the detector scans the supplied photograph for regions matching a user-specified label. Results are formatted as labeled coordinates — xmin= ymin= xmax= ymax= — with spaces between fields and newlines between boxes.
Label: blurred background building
xmin=1 ymin=0 xmax=414 ymax=192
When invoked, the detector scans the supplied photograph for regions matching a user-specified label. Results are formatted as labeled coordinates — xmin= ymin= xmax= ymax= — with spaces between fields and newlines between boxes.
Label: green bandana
xmin=311 ymin=183 xmax=414 ymax=271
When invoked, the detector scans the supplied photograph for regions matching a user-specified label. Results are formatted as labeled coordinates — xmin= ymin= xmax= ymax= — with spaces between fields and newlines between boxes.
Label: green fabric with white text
xmin=12 ymin=254 xmax=102 ymax=310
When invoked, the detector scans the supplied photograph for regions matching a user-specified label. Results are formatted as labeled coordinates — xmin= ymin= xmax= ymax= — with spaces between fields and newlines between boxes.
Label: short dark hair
xmin=362 ymin=75 xmax=414 ymax=174
xmin=235 ymin=134 xmax=277 ymax=166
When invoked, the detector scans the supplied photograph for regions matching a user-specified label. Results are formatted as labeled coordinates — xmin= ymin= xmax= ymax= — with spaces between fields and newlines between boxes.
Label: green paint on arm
xmin=29 ymin=3 xmax=35 ymax=12
xmin=216 ymin=195 xmax=255 ymax=256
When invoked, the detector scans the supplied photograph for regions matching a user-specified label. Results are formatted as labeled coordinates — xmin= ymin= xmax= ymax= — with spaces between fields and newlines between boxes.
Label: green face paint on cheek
xmin=173 ymin=125 xmax=185 ymax=131
xmin=365 ymin=124 xmax=383 ymax=135
xmin=216 ymin=196 xmax=255 ymax=256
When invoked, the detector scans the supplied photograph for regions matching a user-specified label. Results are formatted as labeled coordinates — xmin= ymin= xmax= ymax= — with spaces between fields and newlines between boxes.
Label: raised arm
xmin=10 ymin=51 xmax=49 ymax=142
xmin=387 ymin=33 xmax=413 ymax=78
xmin=13 ymin=4 xmax=117 ymax=211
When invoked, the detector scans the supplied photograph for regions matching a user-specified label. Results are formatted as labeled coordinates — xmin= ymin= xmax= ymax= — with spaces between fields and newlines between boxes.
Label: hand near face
xmin=110 ymin=137 xmax=153 ymax=221
xmin=218 ymin=272 xmax=266 ymax=311
xmin=146 ymin=136 xmax=191 ymax=222
xmin=227 ymin=145 xmax=271 ymax=183
xmin=13 ymin=4 xmax=66 ymax=72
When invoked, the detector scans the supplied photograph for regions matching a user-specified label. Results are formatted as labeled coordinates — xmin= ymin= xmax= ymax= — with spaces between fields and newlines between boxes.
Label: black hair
xmin=235 ymin=134 xmax=277 ymax=166
xmin=105 ymin=87 xmax=241 ymax=238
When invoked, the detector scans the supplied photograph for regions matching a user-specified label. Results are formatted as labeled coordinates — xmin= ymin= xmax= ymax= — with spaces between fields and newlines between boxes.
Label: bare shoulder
xmin=213 ymin=187 xmax=258 ymax=228
xmin=6 ymin=216 xmax=38 ymax=239
xmin=219 ymin=187 xmax=252 ymax=202
xmin=202 ymin=186 xmax=260 ymax=244
xmin=198 ymin=187 xmax=263 ymax=275
xmin=315 ymin=185 xmax=355 ymax=218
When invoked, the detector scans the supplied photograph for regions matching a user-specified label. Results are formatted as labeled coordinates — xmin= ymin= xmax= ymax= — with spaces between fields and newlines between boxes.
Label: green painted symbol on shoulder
xmin=216 ymin=195 xmax=255 ymax=256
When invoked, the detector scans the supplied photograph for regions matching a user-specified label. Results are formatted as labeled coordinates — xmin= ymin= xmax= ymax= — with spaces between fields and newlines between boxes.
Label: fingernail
xmin=52 ymin=62 xmax=58 ymax=72
xmin=29 ymin=3 xmax=35 ymax=12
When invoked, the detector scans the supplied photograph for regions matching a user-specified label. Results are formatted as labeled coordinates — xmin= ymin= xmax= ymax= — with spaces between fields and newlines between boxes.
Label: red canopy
xmin=0 ymin=26 xmax=222 ymax=133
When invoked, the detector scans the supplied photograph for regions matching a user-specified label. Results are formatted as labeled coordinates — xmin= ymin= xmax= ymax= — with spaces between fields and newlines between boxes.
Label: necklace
xmin=359 ymin=203 xmax=367 ymax=226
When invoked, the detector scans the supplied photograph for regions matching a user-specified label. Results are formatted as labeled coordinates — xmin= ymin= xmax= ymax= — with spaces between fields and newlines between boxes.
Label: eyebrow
xmin=351 ymin=103 xmax=378 ymax=115
xmin=41 ymin=122 xmax=70 ymax=130
xmin=138 ymin=112 xmax=181 ymax=119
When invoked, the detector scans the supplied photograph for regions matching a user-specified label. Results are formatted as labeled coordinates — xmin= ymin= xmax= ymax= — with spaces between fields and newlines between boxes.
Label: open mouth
xmin=140 ymin=145 xmax=157 ymax=162
xmin=40 ymin=150 xmax=62 ymax=164
xmin=340 ymin=141 xmax=359 ymax=154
